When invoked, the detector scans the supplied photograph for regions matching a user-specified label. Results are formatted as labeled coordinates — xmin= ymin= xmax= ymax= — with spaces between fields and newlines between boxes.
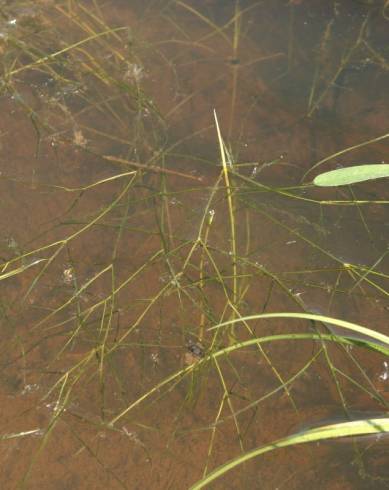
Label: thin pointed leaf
xmin=191 ymin=418 xmax=389 ymax=489
xmin=0 ymin=259 xmax=46 ymax=281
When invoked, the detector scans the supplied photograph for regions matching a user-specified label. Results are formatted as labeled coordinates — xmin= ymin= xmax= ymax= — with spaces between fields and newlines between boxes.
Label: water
xmin=0 ymin=1 xmax=388 ymax=488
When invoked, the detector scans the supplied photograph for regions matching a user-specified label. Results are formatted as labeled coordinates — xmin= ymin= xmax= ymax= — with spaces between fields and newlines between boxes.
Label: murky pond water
xmin=0 ymin=1 xmax=388 ymax=488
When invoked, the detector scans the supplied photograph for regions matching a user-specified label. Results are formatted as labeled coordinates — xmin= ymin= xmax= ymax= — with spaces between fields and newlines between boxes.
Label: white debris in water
xmin=251 ymin=165 xmax=258 ymax=177
xmin=45 ymin=400 xmax=63 ymax=413
xmin=293 ymin=290 xmax=304 ymax=298
xmin=379 ymin=361 xmax=389 ymax=382
xmin=21 ymin=384 xmax=40 ymax=395
xmin=63 ymin=267 xmax=74 ymax=284
xmin=124 ymin=63 xmax=144 ymax=84
xmin=122 ymin=427 xmax=145 ymax=447
xmin=159 ymin=272 xmax=170 ymax=283
xmin=31 ymin=428 xmax=45 ymax=438
xmin=73 ymin=128 xmax=88 ymax=147
xmin=150 ymin=352 xmax=159 ymax=366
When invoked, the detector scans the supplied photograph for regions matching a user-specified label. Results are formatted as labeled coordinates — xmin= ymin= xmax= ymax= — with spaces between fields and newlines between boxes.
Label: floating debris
xmin=63 ymin=267 xmax=74 ymax=285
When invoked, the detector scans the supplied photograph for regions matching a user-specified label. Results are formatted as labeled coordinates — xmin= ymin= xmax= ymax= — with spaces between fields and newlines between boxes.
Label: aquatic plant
xmin=0 ymin=1 xmax=388 ymax=489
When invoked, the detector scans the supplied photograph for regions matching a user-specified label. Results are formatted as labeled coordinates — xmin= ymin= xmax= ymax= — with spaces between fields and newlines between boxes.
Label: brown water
xmin=0 ymin=1 xmax=388 ymax=489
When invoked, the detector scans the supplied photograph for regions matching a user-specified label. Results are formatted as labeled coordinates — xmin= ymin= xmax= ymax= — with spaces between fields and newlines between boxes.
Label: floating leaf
xmin=313 ymin=164 xmax=389 ymax=187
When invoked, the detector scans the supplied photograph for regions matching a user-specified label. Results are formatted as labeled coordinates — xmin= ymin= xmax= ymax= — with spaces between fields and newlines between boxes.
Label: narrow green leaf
xmin=0 ymin=259 xmax=46 ymax=281
xmin=191 ymin=418 xmax=389 ymax=489
xmin=313 ymin=164 xmax=389 ymax=187
xmin=208 ymin=312 xmax=389 ymax=351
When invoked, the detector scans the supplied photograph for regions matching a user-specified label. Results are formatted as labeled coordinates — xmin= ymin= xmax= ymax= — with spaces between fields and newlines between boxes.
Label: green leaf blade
xmin=313 ymin=164 xmax=389 ymax=187
xmin=190 ymin=418 xmax=389 ymax=489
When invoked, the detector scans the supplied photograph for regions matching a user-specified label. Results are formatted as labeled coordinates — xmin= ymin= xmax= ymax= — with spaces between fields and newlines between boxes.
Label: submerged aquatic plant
xmin=0 ymin=1 xmax=388 ymax=489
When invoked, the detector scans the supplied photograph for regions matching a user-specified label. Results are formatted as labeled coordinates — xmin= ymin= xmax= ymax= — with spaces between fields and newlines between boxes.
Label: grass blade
xmin=190 ymin=418 xmax=389 ymax=489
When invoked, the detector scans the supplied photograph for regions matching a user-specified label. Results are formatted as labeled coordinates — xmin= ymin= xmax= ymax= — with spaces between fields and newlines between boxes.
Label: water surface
xmin=0 ymin=1 xmax=388 ymax=488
